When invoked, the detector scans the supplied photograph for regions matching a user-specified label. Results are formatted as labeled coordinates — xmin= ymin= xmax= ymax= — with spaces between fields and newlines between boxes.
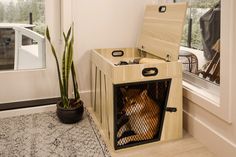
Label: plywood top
xmin=137 ymin=3 xmax=187 ymax=62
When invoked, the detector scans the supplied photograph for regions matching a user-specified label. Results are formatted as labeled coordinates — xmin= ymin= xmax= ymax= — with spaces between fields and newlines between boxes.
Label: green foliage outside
xmin=178 ymin=0 xmax=220 ymax=50
xmin=0 ymin=0 xmax=45 ymax=35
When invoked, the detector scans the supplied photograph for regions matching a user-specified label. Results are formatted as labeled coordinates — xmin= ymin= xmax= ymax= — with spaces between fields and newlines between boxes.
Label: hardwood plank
xmin=87 ymin=107 xmax=215 ymax=157
xmin=173 ymin=147 xmax=215 ymax=157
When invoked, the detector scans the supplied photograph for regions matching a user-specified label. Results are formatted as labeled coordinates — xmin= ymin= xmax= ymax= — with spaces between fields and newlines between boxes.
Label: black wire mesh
xmin=114 ymin=79 xmax=171 ymax=149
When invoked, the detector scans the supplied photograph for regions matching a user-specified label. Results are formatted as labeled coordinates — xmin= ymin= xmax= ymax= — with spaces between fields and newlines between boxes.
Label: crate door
xmin=114 ymin=79 xmax=171 ymax=149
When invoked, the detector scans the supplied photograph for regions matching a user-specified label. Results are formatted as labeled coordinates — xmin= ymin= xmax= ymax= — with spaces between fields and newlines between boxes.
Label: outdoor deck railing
xmin=13 ymin=26 xmax=45 ymax=70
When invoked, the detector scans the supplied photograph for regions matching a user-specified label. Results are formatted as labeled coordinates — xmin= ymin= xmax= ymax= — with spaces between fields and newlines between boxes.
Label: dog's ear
xmin=140 ymin=90 xmax=148 ymax=98
xmin=120 ymin=88 xmax=126 ymax=96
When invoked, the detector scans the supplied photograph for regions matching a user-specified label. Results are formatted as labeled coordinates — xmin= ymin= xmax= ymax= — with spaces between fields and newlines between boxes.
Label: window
xmin=175 ymin=0 xmax=221 ymax=85
xmin=170 ymin=0 xmax=234 ymax=123
xmin=0 ymin=0 xmax=46 ymax=71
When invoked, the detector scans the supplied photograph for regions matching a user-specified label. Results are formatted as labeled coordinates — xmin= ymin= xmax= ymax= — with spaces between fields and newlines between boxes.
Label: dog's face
xmin=121 ymin=88 xmax=147 ymax=116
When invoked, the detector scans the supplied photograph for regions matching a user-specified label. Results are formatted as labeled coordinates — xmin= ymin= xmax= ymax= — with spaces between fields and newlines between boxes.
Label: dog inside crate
xmin=115 ymin=80 xmax=171 ymax=147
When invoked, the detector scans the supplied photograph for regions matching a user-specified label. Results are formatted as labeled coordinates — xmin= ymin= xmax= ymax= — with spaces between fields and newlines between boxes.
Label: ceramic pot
xmin=56 ymin=100 xmax=84 ymax=124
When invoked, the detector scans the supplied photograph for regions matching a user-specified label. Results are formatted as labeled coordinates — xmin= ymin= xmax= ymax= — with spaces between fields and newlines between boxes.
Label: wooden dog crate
xmin=91 ymin=3 xmax=187 ymax=150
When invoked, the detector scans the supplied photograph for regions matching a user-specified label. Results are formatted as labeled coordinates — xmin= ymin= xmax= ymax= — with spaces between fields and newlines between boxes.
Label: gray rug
xmin=0 ymin=110 xmax=110 ymax=157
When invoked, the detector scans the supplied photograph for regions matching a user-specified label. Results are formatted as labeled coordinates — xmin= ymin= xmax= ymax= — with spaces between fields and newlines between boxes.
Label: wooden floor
xmin=109 ymin=133 xmax=215 ymax=157
xmin=87 ymin=108 xmax=215 ymax=157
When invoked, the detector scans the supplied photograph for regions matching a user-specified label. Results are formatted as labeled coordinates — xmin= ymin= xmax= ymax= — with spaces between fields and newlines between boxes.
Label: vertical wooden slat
xmin=104 ymin=74 xmax=110 ymax=139
xmin=106 ymin=77 xmax=114 ymax=147
xmin=161 ymin=77 xmax=183 ymax=141
xmin=101 ymin=72 xmax=106 ymax=129
xmin=95 ymin=68 xmax=101 ymax=121
xmin=91 ymin=63 xmax=96 ymax=110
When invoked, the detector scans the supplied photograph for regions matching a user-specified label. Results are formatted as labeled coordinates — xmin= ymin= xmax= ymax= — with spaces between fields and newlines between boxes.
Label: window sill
xmin=180 ymin=46 xmax=221 ymax=112
xmin=182 ymin=79 xmax=232 ymax=124
xmin=183 ymin=80 xmax=220 ymax=108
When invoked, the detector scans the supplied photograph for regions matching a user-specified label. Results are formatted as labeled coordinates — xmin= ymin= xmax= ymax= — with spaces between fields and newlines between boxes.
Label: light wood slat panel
xmin=144 ymin=3 xmax=187 ymax=20
xmin=137 ymin=3 xmax=187 ymax=61
xmin=91 ymin=63 xmax=96 ymax=110
xmin=161 ymin=78 xmax=183 ymax=141
xmin=138 ymin=34 xmax=179 ymax=61
xmin=101 ymin=71 xmax=106 ymax=129
xmin=107 ymin=77 xmax=114 ymax=147
xmin=142 ymin=19 xmax=183 ymax=43
xmin=95 ymin=68 xmax=101 ymax=122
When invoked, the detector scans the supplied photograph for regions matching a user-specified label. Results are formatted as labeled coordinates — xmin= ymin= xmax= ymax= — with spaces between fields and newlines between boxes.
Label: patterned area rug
xmin=0 ymin=110 xmax=110 ymax=157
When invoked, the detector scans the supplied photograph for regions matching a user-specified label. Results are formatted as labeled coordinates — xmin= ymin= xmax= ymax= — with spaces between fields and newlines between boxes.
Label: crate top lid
xmin=137 ymin=3 xmax=187 ymax=62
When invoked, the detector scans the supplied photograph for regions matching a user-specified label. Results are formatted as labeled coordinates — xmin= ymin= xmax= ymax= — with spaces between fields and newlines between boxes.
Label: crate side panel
xmin=161 ymin=77 xmax=183 ymax=141
xmin=91 ymin=50 xmax=114 ymax=81
xmin=94 ymin=48 xmax=141 ymax=65
xmin=113 ymin=62 xmax=182 ymax=84
xmin=95 ymin=48 xmax=140 ymax=59
xmin=106 ymin=77 xmax=114 ymax=148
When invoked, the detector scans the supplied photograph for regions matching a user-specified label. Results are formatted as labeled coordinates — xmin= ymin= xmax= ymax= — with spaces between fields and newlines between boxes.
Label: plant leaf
xmin=65 ymin=39 xmax=73 ymax=90
xmin=62 ymin=27 xmax=72 ymax=99
xmin=62 ymin=32 xmax=68 ymax=98
xmin=66 ymin=27 xmax=72 ymax=42
xmin=71 ymin=62 xmax=80 ymax=100
xmin=46 ymin=27 xmax=51 ymax=41
xmin=70 ymin=23 xmax=80 ymax=100
xmin=46 ymin=27 xmax=68 ymax=106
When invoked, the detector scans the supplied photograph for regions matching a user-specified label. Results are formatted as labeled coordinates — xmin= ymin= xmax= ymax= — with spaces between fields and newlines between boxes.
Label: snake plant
xmin=46 ymin=25 xmax=80 ymax=109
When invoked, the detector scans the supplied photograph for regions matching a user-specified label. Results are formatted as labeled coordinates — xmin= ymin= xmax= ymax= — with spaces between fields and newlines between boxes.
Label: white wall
xmin=0 ymin=0 xmax=155 ymax=104
xmin=68 ymin=0 xmax=154 ymax=92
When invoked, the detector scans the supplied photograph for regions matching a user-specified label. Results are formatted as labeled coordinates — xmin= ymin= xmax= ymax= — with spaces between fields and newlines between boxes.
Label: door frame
xmin=0 ymin=0 xmax=62 ymax=104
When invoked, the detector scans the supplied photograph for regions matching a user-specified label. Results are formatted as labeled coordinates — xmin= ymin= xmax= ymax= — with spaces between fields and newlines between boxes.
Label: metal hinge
xmin=166 ymin=54 xmax=171 ymax=62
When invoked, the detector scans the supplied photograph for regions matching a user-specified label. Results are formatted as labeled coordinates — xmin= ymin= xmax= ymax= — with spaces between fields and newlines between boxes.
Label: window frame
xmin=0 ymin=0 xmax=62 ymax=103
xmin=180 ymin=0 xmax=234 ymax=123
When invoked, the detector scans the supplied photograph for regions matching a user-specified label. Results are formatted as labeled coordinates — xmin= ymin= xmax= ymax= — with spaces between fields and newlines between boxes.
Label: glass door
xmin=0 ymin=0 xmax=62 ymax=105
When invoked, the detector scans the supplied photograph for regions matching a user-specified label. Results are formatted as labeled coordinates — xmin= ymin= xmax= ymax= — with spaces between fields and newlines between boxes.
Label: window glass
xmin=175 ymin=0 xmax=221 ymax=85
xmin=0 ymin=0 xmax=46 ymax=71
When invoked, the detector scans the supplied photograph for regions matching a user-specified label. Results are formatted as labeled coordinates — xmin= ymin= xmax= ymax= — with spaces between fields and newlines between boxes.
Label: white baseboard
xmin=80 ymin=90 xmax=91 ymax=108
xmin=0 ymin=91 xmax=91 ymax=118
xmin=183 ymin=111 xmax=236 ymax=157
xmin=0 ymin=104 xmax=56 ymax=118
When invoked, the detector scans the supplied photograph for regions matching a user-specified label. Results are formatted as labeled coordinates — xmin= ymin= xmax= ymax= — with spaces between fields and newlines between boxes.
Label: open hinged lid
xmin=137 ymin=3 xmax=187 ymax=62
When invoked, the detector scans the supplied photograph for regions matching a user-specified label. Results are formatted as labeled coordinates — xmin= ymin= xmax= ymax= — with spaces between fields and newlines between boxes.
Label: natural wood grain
xmin=91 ymin=48 xmax=183 ymax=148
xmin=90 ymin=3 xmax=187 ymax=151
xmin=87 ymin=108 xmax=215 ymax=157
xmin=91 ymin=48 xmax=182 ymax=84
xmin=137 ymin=3 xmax=187 ymax=61
xmin=91 ymin=63 xmax=96 ymax=111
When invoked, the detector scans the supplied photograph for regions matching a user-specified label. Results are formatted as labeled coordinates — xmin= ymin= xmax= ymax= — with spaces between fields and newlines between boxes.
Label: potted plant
xmin=46 ymin=25 xmax=84 ymax=124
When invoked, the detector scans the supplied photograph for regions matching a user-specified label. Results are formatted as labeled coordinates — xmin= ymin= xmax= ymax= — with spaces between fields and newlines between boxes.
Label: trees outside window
xmin=175 ymin=0 xmax=220 ymax=85
xmin=0 ymin=0 xmax=45 ymax=34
